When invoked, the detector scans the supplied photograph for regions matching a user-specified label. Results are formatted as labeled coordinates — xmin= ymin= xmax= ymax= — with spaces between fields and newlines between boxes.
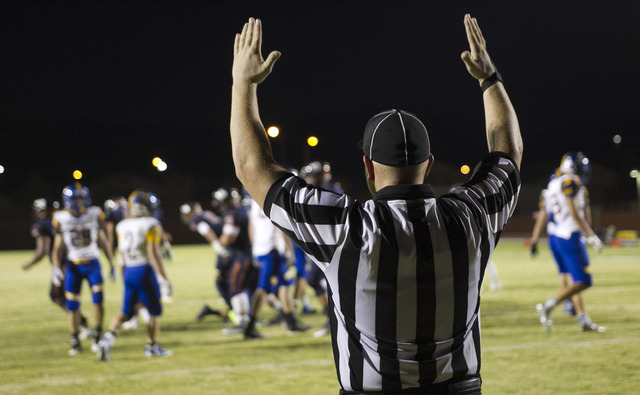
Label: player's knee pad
xmin=92 ymin=291 xmax=103 ymax=305
xmin=66 ymin=299 xmax=81 ymax=312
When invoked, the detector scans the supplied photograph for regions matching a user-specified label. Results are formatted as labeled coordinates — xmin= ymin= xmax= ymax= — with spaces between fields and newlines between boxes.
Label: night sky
xmin=2 ymin=1 xmax=640 ymax=207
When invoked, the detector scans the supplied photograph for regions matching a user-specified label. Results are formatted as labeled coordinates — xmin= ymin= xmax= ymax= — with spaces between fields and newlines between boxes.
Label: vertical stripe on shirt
xmin=374 ymin=201 xmax=401 ymax=391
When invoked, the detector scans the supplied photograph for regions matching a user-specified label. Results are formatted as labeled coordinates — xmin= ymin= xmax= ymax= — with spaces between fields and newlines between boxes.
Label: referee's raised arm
xmin=230 ymin=18 xmax=287 ymax=209
xmin=461 ymin=14 xmax=523 ymax=169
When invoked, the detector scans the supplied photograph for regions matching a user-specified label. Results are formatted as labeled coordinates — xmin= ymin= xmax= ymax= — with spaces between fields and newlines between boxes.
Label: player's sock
xmin=578 ymin=314 xmax=590 ymax=325
xmin=544 ymin=298 xmax=558 ymax=310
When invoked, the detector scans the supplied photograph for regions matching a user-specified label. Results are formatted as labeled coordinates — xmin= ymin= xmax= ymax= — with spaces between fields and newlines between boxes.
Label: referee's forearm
xmin=483 ymin=82 xmax=523 ymax=168
xmin=230 ymin=82 xmax=281 ymax=206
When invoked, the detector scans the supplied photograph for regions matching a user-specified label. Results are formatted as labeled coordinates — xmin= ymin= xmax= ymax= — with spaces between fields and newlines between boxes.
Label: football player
xmin=531 ymin=171 xmax=578 ymax=316
xmin=52 ymin=183 xmax=116 ymax=355
xmin=103 ymin=196 xmax=129 ymax=251
xmin=533 ymin=152 xmax=605 ymax=333
xmin=244 ymin=198 xmax=310 ymax=339
xmin=98 ymin=190 xmax=172 ymax=361
xmin=105 ymin=195 xmax=160 ymax=329
xmin=210 ymin=186 xmax=258 ymax=333
xmin=22 ymin=198 xmax=65 ymax=305
xmin=23 ymin=198 xmax=93 ymax=338
xmin=180 ymin=201 xmax=227 ymax=322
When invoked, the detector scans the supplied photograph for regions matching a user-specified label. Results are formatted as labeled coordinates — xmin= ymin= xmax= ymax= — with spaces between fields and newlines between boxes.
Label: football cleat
xmin=244 ymin=327 xmax=266 ymax=340
xmin=68 ymin=334 xmax=82 ymax=356
xmin=580 ymin=321 xmax=606 ymax=333
xmin=313 ymin=321 xmax=331 ymax=338
xmin=221 ymin=326 xmax=245 ymax=336
xmin=536 ymin=303 xmax=553 ymax=333
xmin=97 ymin=339 xmax=111 ymax=362
xmin=145 ymin=343 xmax=172 ymax=357
xmin=78 ymin=325 xmax=93 ymax=341
xmin=68 ymin=344 xmax=82 ymax=356
xmin=302 ymin=306 xmax=317 ymax=315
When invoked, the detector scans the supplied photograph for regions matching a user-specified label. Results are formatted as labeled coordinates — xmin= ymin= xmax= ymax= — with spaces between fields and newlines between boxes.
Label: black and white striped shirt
xmin=264 ymin=152 xmax=520 ymax=392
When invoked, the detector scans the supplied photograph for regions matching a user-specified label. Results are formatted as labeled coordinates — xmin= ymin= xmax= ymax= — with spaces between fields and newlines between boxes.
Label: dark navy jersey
xmin=104 ymin=206 xmax=126 ymax=225
xmin=221 ymin=206 xmax=252 ymax=256
xmin=152 ymin=207 xmax=164 ymax=222
xmin=31 ymin=217 xmax=55 ymax=240
xmin=31 ymin=217 xmax=56 ymax=261
xmin=189 ymin=210 xmax=224 ymax=236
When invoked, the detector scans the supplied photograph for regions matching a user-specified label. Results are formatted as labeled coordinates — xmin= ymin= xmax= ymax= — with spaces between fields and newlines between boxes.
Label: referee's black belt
xmin=338 ymin=375 xmax=482 ymax=395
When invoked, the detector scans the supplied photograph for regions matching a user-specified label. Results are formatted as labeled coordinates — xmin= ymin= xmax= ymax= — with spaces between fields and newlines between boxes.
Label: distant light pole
xmin=630 ymin=169 xmax=640 ymax=211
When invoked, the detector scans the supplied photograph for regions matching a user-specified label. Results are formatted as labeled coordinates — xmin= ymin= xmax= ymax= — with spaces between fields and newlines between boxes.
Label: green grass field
xmin=1 ymin=240 xmax=639 ymax=394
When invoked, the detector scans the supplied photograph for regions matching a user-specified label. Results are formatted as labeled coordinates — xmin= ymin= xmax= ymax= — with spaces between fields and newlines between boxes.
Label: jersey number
xmin=70 ymin=229 xmax=92 ymax=248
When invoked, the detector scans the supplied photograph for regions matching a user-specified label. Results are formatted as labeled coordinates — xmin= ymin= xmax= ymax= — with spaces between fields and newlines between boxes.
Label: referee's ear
xmin=363 ymin=155 xmax=375 ymax=181
xmin=423 ymin=153 xmax=435 ymax=181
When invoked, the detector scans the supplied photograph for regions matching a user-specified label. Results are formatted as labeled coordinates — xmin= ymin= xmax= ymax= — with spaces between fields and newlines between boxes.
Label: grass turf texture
xmin=1 ymin=240 xmax=638 ymax=394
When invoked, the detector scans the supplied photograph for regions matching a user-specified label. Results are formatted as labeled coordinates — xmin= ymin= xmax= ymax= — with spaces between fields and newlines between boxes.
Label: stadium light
xmin=152 ymin=157 xmax=163 ymax=167
xmin=613 ymin=134 xmax=622 ymax=144
xmin=157 ymin=161 xmax=168 ymax=172
xmin=307 ymin=136 xmax=319 ymax=147
xmin=460 ymin=165 xmax=471 ymax=175
xmin=0 ymin=165 xmax=4 ymax=174
xmin=267 ymin=126 xmax=280 ymax=138
xmin=73 ymin=170 xmax=83 ymax=180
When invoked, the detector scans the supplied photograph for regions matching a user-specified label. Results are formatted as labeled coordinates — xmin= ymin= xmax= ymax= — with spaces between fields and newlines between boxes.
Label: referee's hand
xmin=232 ymin=18 xmax=281 ymax=86
xmin=461 ymin=14 xmax=496 ymax=84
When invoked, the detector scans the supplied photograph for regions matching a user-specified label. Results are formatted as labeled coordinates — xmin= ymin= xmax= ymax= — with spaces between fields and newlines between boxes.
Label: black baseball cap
xmin=357 ymin=109 xmax=430 ymax=166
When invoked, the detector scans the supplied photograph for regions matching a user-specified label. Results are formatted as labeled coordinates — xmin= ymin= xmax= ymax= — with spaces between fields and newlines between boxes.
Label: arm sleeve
xmin=264 ymin=173 xmax=356 ymax=267
xmin=443 ymin=152 xmax=521 ymax=240
xmin=196 ymin=221 xmax=212 ymax=237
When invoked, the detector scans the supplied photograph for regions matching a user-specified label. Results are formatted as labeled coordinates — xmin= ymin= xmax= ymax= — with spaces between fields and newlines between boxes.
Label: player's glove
xmin=109 ymin=266 xmax=117 ymax=282
xmin=530 ymin=242 xmax=538 ymax=258
xmin=52 ymin=267 xmax=64 ymax=287
xmin=159 ymin=277 xmax=173 ymax=303
xmin=211 ymin=240 xmax=230 ymax=258
xmin=587 ymin=235 xmax=603 ymax=253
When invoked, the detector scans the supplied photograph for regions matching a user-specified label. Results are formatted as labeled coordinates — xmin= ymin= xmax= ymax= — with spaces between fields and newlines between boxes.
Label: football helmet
xmin=103 ymin=196 xmax=127 ymax=215
xmin=32 ymin=198 xmax=48 ymax=214
xmin=299 ymin=161 xmax=323 ymax=178
xmin=211 ymin=186 xmax=240 ymax=210
xmin=179 ymin=201 xmax=201 ymax=224
xmin=128 ymin=189 xmax=160 ymax=217
xmin=62 ymin=183 xmax=91 ymax=215
xmin=32 ymin=198 xmax=48 ymax=220
xmin=579 ymin=155 xmax=592 ymax=186
xmin=559 ymin=151 xmax=591 ymax=185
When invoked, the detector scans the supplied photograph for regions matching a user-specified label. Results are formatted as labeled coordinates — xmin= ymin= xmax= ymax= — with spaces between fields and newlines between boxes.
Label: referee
xmin=229 ymin=15 xmax=522 ymax=395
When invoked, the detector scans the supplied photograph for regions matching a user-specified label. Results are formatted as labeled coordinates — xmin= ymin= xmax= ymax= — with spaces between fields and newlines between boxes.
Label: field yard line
xmin=484 ymin=336 xmax=640 ymax=352
xmin=0 ymin=358 xmax=333 ymax=392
